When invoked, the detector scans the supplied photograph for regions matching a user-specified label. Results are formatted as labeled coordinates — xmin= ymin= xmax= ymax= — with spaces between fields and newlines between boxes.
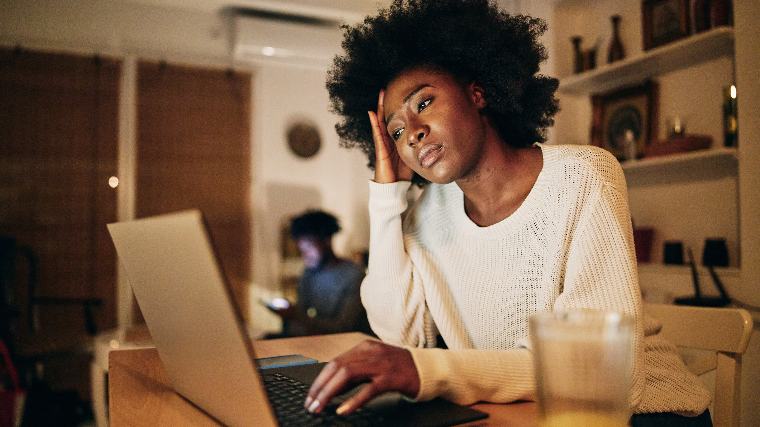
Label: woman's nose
xmin=407 ymin=123 xmax=428 ymax=147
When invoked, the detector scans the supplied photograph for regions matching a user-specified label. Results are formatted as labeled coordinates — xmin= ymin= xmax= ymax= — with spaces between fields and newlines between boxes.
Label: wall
xmin=733 ymin=2 xmax=760 ymax=423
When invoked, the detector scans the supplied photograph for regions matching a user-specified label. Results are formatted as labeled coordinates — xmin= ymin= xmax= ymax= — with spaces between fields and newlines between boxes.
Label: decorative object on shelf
xmin=702 ymin=237 xmax=729 ymax=267
xmin=571 ymin=36 xmax=583 ymax=74
xmin=663 ymin=240 xmax=684 ymax=264
xmin=607 ymin=15 xmax=626 ymax=63
xmin=642 ymin=0 xmax=691 ymax=50
xmin=722 ymin=84 xmax=737 ymax=147
xmin=590 ymin=81 xmax=659 ymax=161
xmin=690 ymin=0 xmax=711 ymax=33
xmin=623 ymin=129 xmax=638 ymax=161
xmin=644 ymin=134 xmax=712 ymax=157
xmin=667 ymin=115 xmax=686 ymax=138
xmin=286 ymin=119 xmax=321 ymax=158
xmin=709 ymin=0 xmax=733 ymax=27
xmin=582 ymin=45 xmax=597 ymax=71
xmin=633 ymin=227 xmax=655 ymax=262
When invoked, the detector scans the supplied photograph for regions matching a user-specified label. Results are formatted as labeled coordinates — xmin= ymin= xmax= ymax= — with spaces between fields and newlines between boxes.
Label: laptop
xmin=107 ymin=210 xmax=488 ymax=426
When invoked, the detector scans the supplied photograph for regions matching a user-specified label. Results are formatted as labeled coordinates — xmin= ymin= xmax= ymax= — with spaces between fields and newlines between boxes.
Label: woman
xmin=305 ymin=1 xmax=711 ymax=425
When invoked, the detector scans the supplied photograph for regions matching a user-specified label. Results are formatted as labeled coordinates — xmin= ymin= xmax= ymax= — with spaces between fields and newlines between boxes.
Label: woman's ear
xmin=469 ymin=83 xmax=487 ymax=109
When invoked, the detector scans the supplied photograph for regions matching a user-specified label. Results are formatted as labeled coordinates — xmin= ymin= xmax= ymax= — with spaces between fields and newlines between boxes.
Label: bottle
xmin=571 ymin=36 xmax=583 ymax=73
xmin=723 ymin=84 xmax=738 ymax=147
xmin=607 ymin=15 xmax=625 ymax=63
xmin=583 ymin=46 xmax=597 ymax=71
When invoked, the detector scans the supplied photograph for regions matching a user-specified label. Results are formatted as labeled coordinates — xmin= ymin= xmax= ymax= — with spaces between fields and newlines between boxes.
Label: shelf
xmin=621 ymin=147 xmax=737 ymax=172
xmin=559 ymin=27 xmax=734 ymax=95
xmin=638 ymin=262 xmax=740 ymax=277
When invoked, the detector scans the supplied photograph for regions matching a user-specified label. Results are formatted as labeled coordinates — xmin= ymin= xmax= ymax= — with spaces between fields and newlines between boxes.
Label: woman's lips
xmin=417 ymin=144 xmax=443 ymax=168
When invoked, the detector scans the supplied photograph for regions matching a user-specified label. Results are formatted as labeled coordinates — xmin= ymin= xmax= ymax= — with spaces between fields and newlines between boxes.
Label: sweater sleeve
xmin=553 ymin=177 xmax=646 ymax=411
xmin=360 ymin=180 xmax=436 ymax=348
xmin=408 ymin=347 xmax=536 ymax=404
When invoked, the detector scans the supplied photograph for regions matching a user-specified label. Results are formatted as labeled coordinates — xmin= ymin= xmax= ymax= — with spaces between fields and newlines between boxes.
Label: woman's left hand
xmin=304 ymin=340 xmax=420 ymax=415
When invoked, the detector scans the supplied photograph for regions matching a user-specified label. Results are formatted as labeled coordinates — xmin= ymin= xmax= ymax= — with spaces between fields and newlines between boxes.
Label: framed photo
xmin=590 ymin=81 xmax=659 ymax=161
xmin=642 ymin=0 xmax=691 ymax=50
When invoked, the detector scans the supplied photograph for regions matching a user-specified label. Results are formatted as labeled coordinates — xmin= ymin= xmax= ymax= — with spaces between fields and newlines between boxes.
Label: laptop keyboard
xmin=262 ymin=372 xmax=386 ymax=426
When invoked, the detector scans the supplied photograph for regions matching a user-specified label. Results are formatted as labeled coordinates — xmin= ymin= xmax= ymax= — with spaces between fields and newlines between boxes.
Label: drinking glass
xmin=530 ymin=310 xmax=634 ymax=427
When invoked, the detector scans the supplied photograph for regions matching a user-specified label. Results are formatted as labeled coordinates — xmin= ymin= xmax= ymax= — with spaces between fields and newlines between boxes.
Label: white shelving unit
xmin=549 ymin=13 xmax=740 ymax=273
xmin=559 ymin=27 xmax=734 ymax=95
xmin=621 ymin=147 xmax=738 ymax=172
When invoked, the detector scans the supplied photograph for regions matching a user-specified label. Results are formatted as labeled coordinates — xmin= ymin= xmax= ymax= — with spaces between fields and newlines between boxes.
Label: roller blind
xmin=136 ymin=61 xmax=252 ymax=317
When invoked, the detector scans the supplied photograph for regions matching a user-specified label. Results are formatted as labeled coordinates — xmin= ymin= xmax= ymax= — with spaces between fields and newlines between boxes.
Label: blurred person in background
xmin=266 ymin=210 xmax=369 ymax=337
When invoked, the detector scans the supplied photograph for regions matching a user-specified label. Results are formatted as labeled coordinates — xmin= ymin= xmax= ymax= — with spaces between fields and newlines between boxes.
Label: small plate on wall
xmin=286 ymin=120 xmax=321 ymax=159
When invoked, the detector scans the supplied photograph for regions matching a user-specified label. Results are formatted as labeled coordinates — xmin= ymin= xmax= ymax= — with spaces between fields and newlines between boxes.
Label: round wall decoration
xmin=286 ymin=121 xmax=321 ymax=158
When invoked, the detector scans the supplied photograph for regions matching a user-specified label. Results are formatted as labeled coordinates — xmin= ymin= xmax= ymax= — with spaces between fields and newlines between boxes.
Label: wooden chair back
xmin=645 ymin=303 xmax=753 ymax=427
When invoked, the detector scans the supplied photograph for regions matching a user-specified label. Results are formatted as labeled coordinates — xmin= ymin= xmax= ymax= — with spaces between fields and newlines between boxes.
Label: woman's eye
xmin=417 ymin=98 xmax=432 ymax=112
xmin=391 ymin=128 xmax=404 ymax=141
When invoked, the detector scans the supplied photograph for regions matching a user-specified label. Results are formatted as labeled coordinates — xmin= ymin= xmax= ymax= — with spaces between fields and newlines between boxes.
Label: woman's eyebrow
xmin=385 ymin=84 xmax=433 ymax=123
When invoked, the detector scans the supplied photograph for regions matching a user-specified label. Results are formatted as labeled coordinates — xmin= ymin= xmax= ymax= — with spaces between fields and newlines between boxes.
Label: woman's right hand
xmin=304 ymin=340 xmax=420 ymax=415
xmin=368 ymin=90 xmax=413 ymax=183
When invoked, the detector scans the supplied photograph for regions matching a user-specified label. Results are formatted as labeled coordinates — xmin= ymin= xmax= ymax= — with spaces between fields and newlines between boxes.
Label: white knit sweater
xmin=361 ymin=143 xmax=710 ymax=415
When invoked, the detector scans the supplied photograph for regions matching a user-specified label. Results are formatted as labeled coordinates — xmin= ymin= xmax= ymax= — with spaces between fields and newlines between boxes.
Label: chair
xmin=1 ymin=235 xmax=102 ymax=425
xmin=644 ymin=303 xmax=753 ymax=427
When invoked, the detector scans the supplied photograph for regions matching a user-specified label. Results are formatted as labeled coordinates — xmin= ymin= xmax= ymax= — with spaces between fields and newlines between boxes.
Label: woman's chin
xmin=418 ymin=165 xmax=458 ymax=184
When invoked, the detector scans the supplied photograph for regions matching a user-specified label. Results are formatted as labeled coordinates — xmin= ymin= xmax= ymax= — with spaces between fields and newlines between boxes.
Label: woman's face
xmin=383 ymin=67 xmax=488 ymax=184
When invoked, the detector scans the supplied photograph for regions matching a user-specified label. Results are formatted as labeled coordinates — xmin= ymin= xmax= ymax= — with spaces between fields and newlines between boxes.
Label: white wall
xmin=733 ymin=2 xmax=760 ymax=421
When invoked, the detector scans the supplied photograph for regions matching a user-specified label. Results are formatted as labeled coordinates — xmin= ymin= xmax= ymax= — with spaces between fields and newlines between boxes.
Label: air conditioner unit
xmin=232 ymin=11 xmax=343 ymax=69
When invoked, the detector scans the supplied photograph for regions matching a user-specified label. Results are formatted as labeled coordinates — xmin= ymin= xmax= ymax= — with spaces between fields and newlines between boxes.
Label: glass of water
xmin=530 ymin=310 xmax=635 ymax=427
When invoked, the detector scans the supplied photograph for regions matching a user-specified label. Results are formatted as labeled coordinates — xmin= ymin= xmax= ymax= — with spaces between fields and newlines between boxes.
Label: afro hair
xmin=326 ymin=0 xmax=559 ymax=185
xmin=290 ymin=210 xmax=341 ymax=239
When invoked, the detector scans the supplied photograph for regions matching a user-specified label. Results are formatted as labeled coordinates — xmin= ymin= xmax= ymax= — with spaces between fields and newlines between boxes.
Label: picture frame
xmin=642 ymin=0 xmax=691 ymax=50
xmin=590 ymin=81 xmax=659 ymax=161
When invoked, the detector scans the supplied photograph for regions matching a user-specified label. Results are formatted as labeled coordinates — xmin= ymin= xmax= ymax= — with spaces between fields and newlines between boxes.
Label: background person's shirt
xmin=287 ymin=259 xmax=368 ymax=336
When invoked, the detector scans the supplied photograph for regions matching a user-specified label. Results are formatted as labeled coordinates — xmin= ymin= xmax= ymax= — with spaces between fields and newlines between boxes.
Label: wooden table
xmin=109 ymin=332 xmax=537 ymax=426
